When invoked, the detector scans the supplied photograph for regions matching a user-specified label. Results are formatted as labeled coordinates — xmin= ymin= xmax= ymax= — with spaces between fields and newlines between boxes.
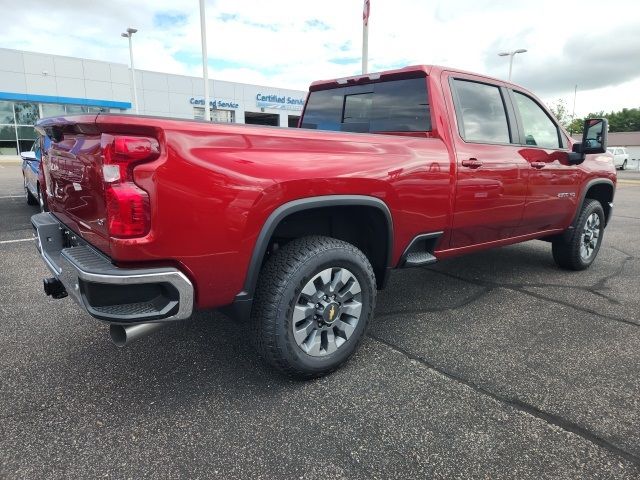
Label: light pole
xmin=121 ymin=27 xmax=139 ymax=114
xmin=199 ymin=0 xmax=211 ymax=121
xmin=498 ymin=48 xmax=527 ymax=81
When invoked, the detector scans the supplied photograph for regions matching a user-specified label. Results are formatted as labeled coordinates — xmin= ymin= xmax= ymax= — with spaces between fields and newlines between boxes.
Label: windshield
xmin=301 ymin=77 xmax=431 ymax=133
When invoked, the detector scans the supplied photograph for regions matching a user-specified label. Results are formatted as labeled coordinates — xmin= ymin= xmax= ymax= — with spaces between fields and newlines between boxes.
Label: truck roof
xmin=309 ymin=64 xmax=522 ymax=92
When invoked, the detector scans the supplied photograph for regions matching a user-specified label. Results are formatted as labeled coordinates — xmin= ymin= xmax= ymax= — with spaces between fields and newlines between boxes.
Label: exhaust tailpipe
xmin=110 ymin=322 xmax=165 ymax=347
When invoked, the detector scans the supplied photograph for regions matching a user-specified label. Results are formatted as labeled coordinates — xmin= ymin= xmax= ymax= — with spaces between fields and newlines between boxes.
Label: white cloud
xmin=1 ymin=0 xmax=639 ymax=116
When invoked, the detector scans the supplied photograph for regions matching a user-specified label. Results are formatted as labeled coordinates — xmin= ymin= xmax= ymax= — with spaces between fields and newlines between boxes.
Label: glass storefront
xmin=0 ymin=100 xmax=122 ymax=155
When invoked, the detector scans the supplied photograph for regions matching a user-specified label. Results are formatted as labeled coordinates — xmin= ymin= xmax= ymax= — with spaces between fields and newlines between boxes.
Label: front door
xmin=508 ymin=90 xmax=580 ymax=236
xmin=446 ymin=76 xmax=529 ymax=248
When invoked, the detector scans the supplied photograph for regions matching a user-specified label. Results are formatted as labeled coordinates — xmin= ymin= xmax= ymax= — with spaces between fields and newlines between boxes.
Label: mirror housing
xmin=568 ymin=118 xmax=608 ymax=164
xmin=20 ymin=151 xmax=37 ymax=162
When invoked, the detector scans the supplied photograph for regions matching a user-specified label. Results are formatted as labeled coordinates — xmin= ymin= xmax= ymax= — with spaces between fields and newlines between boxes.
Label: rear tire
xmin=251 ymin=236 xmax=376 ymax=379
xmin=552 ymin=199 xmax=605 ymax=271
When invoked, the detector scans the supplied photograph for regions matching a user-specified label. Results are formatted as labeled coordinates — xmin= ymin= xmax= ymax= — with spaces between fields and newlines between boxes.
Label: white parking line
xmin=0 ymin=195 xmax=23 ymax=199
xmin=0 ymin=238 xmax=33 ymax=245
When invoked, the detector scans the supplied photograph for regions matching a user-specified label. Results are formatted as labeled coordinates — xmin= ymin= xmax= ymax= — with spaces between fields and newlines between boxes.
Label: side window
xmin=513 ymin=92 xmax=560 ymax=149
xmin=452 ymin=79 xmax=510 ymax=144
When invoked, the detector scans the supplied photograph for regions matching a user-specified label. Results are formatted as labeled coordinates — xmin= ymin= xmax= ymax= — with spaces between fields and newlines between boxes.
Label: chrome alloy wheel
xmin=292 ymin=267 xmax=363 ymax=357
xmin=581 ymin=213 xmax=601 ymax=261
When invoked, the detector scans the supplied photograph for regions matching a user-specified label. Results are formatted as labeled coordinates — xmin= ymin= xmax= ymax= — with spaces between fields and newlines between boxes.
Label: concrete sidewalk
xmin=0 ymin=155 xmax=21 ymax=164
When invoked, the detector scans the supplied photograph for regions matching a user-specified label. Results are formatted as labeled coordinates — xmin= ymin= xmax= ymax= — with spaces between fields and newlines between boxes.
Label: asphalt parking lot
xmin=1 ymin=162 xmax=639 ymax=479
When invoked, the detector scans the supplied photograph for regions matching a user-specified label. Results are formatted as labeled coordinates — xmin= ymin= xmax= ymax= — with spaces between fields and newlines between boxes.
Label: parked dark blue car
xmin=21 ymin=137 xmax=48 ymax=212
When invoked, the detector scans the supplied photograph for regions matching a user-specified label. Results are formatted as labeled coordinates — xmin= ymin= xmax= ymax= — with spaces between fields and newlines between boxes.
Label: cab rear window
xmin=301 ymin=78 xmax=431 ymax=133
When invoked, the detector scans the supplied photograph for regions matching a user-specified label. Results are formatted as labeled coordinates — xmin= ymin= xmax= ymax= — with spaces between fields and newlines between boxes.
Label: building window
xmin=0 ymin=124 xmax=16 ymax=155
xmin=194 ymin=107 xmax=235 ymax=123
xmin=14 ymin=103 xmax=39 ymax=125
xmin=41 ymin=103 xmax=66 ymax=117
xmin=65 ymin=105 xmax=88 ymax=114
xmin=0 ymin=101 xmax=15 ymax=125
xmin=16 ymin=126 xmax=37 ymax=153
xmin=0 ymin=101 xmax=118 ymax=155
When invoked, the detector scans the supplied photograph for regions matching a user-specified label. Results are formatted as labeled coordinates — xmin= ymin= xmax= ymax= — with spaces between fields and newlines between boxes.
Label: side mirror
xmin=581 ymin=118 xmax=607 ymax=154
xmin=20 ymin=151 xmax=37 ymax=162
xmin=569 ymin=118 xmax=608 ymax=164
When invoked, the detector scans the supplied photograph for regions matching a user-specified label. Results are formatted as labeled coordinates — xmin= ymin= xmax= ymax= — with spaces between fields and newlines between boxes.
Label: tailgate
xmin=37 ymin=115 xmax=161 ymax=257
xmin=40 ymin=115 xmax=111 ymax=254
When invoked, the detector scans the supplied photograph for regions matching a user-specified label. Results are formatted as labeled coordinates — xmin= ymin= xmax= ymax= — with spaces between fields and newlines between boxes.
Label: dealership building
xmin=0 ymin=47 xmax=307 ymax=155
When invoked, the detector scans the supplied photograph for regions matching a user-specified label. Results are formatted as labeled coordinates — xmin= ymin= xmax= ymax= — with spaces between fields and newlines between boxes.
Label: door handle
xmin=531 ymin=161 xmax=546 ymax=169
xmin=461 ymin=158 xmax=482 ymax=169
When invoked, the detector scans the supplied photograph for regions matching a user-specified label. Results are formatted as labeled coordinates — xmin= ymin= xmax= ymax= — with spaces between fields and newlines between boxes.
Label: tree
xmin=563 ymin=107 xmax=640 ymax=135
xmin=568 ymin=117 xmax=584 ymax=135
xmin=548 ymin=99 xmax=572 ymax=129
xmin=606 ymin=108 xmax=640 ymax=132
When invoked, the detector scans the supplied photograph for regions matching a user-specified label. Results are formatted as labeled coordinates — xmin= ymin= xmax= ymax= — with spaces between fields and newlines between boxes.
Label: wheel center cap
xmin=322 ymin=302 xmax=340 ymax=324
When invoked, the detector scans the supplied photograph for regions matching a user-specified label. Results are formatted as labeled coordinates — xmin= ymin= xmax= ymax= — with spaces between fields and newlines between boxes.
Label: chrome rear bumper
xmin=31 ymin=212 xmax=193 ymax=323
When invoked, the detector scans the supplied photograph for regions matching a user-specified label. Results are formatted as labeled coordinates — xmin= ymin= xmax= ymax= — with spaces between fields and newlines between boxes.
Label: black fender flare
xmin=227 ymin=195 xmax=394 ymax=320
xmin=564 ymin=178 xmax=615 ymax=240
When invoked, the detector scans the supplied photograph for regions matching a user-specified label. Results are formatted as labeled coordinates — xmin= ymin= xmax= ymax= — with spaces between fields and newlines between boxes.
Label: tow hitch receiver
xmin=43 ymin=277 xmax=68 ymax=299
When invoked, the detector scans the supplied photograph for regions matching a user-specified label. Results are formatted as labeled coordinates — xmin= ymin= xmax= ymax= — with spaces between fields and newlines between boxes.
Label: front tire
xmin=251 ymin=236 xmax=376 ymax=379
xmin=552 ymin=199 xmax=605 ymax=270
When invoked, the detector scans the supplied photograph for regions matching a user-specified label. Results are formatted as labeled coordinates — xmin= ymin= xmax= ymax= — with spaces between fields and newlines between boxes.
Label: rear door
xmin=508 ymin=90 xmax=580 ymax=235
xmin=445 ymin=74 xmax=529 ymax=248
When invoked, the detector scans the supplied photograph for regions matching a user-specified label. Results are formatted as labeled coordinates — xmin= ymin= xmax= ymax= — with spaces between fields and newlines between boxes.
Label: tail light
xmin=101 ymin=135 xmax=159 ymax=238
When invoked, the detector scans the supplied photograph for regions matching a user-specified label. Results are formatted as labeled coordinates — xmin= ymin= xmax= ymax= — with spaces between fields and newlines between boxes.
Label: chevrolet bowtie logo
xmin=329 ymin=305 xmax=336 ymax=321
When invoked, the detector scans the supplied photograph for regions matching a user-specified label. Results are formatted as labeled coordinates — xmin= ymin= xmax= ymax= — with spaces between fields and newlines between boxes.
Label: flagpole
xmin=362 ymin=23 xmax=368 ymax=74
xmin=362 ymin=0 xmax=369 ymax=74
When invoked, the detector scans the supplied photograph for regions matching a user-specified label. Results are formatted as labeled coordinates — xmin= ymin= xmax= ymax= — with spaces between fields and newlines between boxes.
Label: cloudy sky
xmin=2 ymin=0 xmax=639 ymax=116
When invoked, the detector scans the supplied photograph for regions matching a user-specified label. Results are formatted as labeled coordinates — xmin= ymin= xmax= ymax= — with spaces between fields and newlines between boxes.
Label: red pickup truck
xmin=32 ymin=65 xmax=615 ymax=378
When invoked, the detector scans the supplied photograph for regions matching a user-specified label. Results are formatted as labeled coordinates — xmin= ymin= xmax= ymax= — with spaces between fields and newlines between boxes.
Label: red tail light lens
xmin=101 ymin=135 xmax=159 ymax=239
xmin=105 ymin=184 xmax=150 ymax=237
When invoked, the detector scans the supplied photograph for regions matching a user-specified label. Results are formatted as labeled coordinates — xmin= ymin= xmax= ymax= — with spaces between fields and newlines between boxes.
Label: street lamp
xmin=121 ymin=27 xmax=139 ymax=114
xmin=498 ymin=48 xmax=527 ymax=82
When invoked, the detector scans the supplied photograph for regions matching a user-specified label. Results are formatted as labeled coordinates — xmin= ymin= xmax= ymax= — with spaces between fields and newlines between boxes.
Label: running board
xmin=399 ymin=232 xmax=442 ymax=268
xmin=404 ymin=251 xmax=437 ymax=267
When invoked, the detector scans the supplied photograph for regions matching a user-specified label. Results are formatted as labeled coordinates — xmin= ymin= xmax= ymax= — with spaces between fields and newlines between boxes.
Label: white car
xmin=607 ymin=146 xmax=630 ymax=170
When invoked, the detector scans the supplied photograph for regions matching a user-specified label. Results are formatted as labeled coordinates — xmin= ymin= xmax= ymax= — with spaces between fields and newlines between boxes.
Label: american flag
xmin=363 ymin=0 xmax=370 ymax=26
